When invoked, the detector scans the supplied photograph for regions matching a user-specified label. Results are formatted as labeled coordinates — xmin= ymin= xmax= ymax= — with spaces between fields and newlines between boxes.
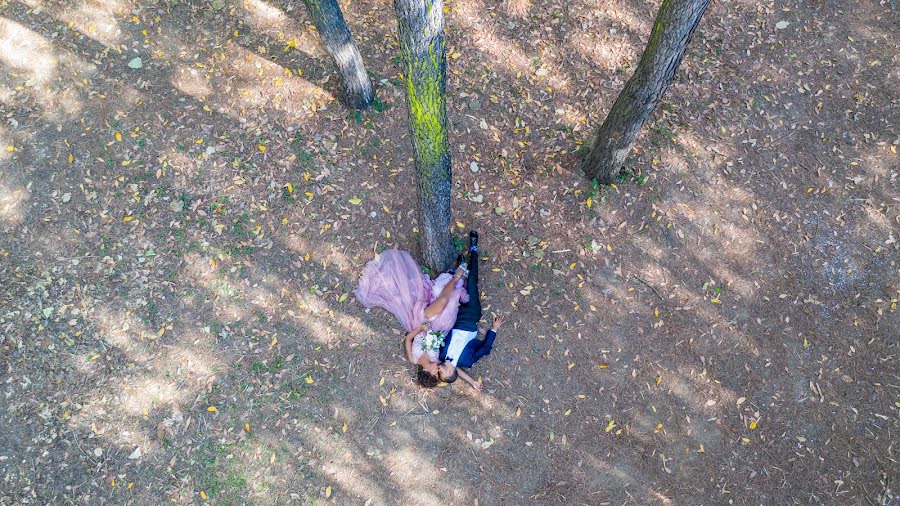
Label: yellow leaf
xmin=598 ymin=364 xmax=608 ymax=369
xmin=68 ymin=153 xmax=73 ymax=163
xmin=304 ymin=252 xmax=311 ymax=262
xmin=325 ymin=485 xmax=332 ymax=498
xmin=341 ymin=422 xmax=348 ymax=433
xmin=348 ymin=197 xmax=362 ymax=205
xmin=207 ymin=406 xmax=217 ymax=412
xmin=286 ymin=183 xmax=294 ymax=193
xmin=741 ymin=437 xmax=750 ymax=444
xmin=450 ymin=52 xmax=461 ymax=59
xmin=245 ymin=423 xmax=251 ymax=432
xmin=305 ymin=192 xmax=314 ymax=198
xmin=305 ymin=376 xmax=314 ymax=384
xmin=515 ymin=406 xmax=521 ymax=417
xmin=456 ymin=221 xmax=465 ymax=229
xmin=710 ymin=298 xmax=721 ymax=304
xmin=749 ymin=419 xmax=758 ymax=430
xmin=379 ymin=377 xmax=385 ymax=386
xmin=338 ymin=293 xmax=348 ymax=303
xmin=656 ymin=375 xmax=662 ymax=385
xmin=4 ymin=145 xmax=13 ymax=152
xmin=605 ymin=420 xmax=616 ymax=433
xmin=195 ymin=138 xmax=203 ymax=144
xmin=586 ymin=197 xmax=592 ymax=209
xmin=610 ymin=183 xmax=618 ymax=190
xmin=115 ymin=132 xmax=122 ymax=142
xmin=606 ymin=243 xmax=612 ymax=252
xmin=200 ymin=490 xmax=207 ymax=501
xmin=258 ymin=145 xmax=266 ymax=152
xmin=122 ymin=215 xmax=133 ymax=222
xmin=569 ymin=262 xmax=576 ymax=270
xmin=564 ymin=409 xmax=571 ymax=416
xmin=698 ymin=444 xmax=705 ymax=453
xmin=270 ymin=452 xmax=275 ymax=464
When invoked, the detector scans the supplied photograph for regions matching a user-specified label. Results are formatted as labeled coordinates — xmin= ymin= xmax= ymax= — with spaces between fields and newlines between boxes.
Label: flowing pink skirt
xmin=354 ymin=249 xmax=463 ymax=334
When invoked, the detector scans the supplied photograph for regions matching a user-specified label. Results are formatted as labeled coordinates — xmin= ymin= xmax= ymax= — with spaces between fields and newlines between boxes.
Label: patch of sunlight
xmin=171 ymin=63 xmax=213 ymax=100
xmin=88 ymin=304 xmax=152 ymax=360
xmin=120 ymin=376 xmax=187 ymax=416
xmin=0 ymin=18 xmax=92 ymax=120
xmin=304 ymin=427 xmax=388 ymax=504
xmin=571 ymin=31 xmax=634 ymax=72
xmin=0 ymin=18 xmax=58 ymax=83
xmin=54 ymin=0 xmax=125 ymax=48
xmin=241 ymin=0 xmax=320 ymax=55
xmin=385 ymin=447 xmax=445 ymax=503
xmin=455 ymin=0 xmax=570 ymax=93
xmin=0 ymin=179 xmax=31 ymax=225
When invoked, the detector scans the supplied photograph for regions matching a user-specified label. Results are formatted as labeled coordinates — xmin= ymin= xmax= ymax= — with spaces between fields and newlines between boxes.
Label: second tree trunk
xmin=582 ymin=0 xmax=709 ymax=183
xmin=394 ymin=0 xmax=455 ymax=273
xmin=303 ymin=0 xmax=374 ymax=110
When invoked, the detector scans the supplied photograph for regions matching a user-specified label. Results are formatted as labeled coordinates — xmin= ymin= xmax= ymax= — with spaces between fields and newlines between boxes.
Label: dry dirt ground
xmin=1 ymin=0 xmax=898 ymax=504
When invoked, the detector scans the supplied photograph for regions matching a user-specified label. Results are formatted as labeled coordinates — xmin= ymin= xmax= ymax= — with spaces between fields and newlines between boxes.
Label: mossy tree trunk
xmin=303 ymin=0 xmax=374 ymax=110
xmin=582 ymin=0 xmax=709 ymax=183
xmin=394 ymin=0 xmax=455 ymax=272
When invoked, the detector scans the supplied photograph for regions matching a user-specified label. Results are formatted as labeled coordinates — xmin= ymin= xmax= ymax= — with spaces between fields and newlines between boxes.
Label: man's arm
xmin=456 ymin=368 xmax=483 ymax=391
xmin=471 ymin=315 xmax=505 ymax=363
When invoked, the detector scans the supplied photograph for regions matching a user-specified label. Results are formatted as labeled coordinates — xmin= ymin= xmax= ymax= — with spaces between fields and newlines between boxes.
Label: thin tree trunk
xmin=394 ymin=0 xmax=455 ymax=273
xmin=582 ymin=0 xmax=709 ymax=183
xmin=303 ymin=0 xmax=374 ymax=110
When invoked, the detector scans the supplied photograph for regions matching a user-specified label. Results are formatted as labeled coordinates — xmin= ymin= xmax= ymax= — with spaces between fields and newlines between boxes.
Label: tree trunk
xmin=303 ymin=0 xmax=374 ymax=110
xmin=394 ymin=0 xmax=455 ymax=273
xmin=582 ymin=0 xmax=709 ymax=183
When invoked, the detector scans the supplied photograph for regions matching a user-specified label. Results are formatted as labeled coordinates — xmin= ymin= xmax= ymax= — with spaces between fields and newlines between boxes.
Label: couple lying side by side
xmin=354 ymin=231 xmax=505 ymax=391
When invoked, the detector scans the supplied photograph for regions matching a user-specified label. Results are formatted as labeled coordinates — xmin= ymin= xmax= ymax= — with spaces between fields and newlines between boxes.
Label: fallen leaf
xmin=127 ymin=57 xmax=143 ymax=69
xmin=207 ymin=406 xmax=217 ymax=412
xmin=348 ymin=197 xmax=362 ymax=205
xmin=325 ymin=485 xmax=332 ymax=498
xmin=605 ymin=420 xmax=616 ymax=433
xmin=775 ymin=20 xmax=790 ymax=29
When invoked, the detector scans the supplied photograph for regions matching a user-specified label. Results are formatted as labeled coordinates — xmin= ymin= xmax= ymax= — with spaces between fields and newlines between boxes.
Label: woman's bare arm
xmin=456 ymin=368 xmax=483 ymax=391
xmin=403 ymin=323 xmax=426 ymax=363
xmin=423 ymin=269 xmax=464 ymax=319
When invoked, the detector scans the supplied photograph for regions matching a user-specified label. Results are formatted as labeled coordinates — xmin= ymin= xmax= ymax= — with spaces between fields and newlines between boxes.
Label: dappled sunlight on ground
xmin=0 ymin=0 xmax=897 ymax=503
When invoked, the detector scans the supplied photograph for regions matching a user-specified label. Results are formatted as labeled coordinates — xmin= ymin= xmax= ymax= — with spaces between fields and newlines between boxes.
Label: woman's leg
xmin=423 ymin=270 xmax=463 ymax=319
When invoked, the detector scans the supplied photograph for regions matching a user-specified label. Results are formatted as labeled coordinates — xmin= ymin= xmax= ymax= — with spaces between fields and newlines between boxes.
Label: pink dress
xmin=354 ymin=250 xmax=465 ymax=339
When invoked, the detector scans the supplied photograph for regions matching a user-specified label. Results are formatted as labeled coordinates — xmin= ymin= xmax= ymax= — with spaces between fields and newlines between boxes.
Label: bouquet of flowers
xmin=421 ymin=330 xmax=445 ymax=352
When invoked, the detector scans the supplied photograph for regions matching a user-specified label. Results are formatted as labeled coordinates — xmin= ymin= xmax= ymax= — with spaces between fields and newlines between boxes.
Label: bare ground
xmin=0 ymin=0 xmax=898 ymax=504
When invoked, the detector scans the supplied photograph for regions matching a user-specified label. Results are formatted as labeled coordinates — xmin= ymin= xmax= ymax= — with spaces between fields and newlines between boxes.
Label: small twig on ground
xmin=632 ymin=274 xmax=665 ymax=301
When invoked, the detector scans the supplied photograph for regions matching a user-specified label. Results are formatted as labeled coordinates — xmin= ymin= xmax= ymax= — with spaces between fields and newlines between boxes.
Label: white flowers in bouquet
xmin=421 ymin=330 xmax=445 ymax=352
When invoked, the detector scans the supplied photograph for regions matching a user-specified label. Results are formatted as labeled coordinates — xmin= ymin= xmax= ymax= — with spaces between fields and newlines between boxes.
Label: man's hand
xmin=491 ymin=315 xmax=506 ymax=330
xmin=470 ymin=380 xmax=484 ymax=391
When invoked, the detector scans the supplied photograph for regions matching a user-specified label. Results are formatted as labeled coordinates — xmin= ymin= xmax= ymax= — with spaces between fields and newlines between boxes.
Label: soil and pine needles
xmin=0 ymin=0 xmax=897 ymax=504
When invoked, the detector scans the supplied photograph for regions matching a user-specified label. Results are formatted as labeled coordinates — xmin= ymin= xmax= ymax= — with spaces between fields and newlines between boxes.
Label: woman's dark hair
xmin=416 ymin=365 xmax=440 ymax=388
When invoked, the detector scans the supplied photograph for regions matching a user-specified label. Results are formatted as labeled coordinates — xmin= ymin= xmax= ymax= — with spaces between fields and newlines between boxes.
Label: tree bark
xmin=394 ymin=0 xmax=455 ymax=273
xmin=302 ymin=0 xmax=374 ymax=110
xmin=582 ymin=0 xmax=709 ymax=183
